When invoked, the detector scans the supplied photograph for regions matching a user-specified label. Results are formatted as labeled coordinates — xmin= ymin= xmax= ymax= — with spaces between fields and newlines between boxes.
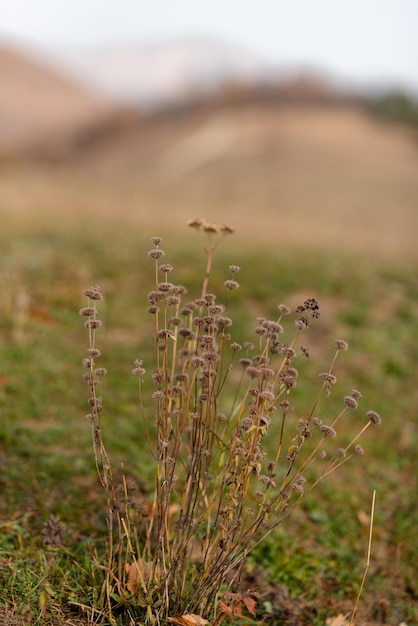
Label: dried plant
xmin=41 ymin=514 xmax=66 ymax=548
xmin=80 ymin=220 xmax=381 ymax=624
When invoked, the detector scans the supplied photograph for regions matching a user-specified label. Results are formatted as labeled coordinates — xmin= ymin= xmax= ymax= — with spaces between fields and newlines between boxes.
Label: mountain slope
xmin=0 ymin=44 xmax=113 ymax=152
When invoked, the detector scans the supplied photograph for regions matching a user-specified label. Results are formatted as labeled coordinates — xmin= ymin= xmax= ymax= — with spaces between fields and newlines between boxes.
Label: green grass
xmin=0 ymin=220 xmax=417 ymax=624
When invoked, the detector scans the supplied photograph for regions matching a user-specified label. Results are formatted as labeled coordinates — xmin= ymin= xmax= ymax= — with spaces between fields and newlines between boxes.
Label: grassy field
xmin=0 ymin=101 xmax=417 ymax=624
xmin=0 ymin=211 xmax=417 ymax=625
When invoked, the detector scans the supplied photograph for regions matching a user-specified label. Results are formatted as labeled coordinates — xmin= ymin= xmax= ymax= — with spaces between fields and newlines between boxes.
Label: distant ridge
xmin=0 ymin=43 xmax=116 ymax=154
xmin=42 ymin=38 xmax=276 ymax=108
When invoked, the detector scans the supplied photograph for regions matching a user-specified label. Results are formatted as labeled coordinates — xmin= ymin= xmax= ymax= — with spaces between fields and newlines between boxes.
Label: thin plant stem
xmin=350 ymin=490 xmax=376 ymax=625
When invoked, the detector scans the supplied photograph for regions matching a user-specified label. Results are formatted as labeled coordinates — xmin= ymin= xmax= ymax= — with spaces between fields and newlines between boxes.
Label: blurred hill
xmin=0 ymin=41 xmax=417 ymax=258
xmin=0 ymin=43 xmax=140 ymax=159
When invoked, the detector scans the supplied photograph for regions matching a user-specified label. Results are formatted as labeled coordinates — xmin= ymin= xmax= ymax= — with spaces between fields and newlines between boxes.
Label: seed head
xmin=281 ymin=346 xmax=296 ymax=358
xmin=229 ymin=265 xmax=240 ymax=274
xmin=148 ymin=290 xmax=165 ymax=303
xmin=295 ymin=318 xmax=309 ymax=330
xmin=172 ymin=285 xmax=187 ymax=295
xmin=84 ymin=319 xmax=102 ymax=329
xmin=304 ymin=297 xmax=320 ymax=312
xmin=218 ymin=317 xmax=233 ymax=330
xmin=167 ymin=297 xmax=181 ymax=307
xmin=203 ymin=222 xmax=219 ymax=233
xmin=158 ymin=282 xmax=174 ymax=292
xmin=203 ymin=351 xmax=220 ymax=363
xmin=191 ymin=356 xmax=205 ymax=368
xmin=367 ymin=410 xmax=382 ymax=425
xmin=94 ymin=368 xmax=107 ymax=377
xmin=152 ymin=372 xmax=163 ymax=386
xmin=224 ymin=279 xmax=239 ymax=291
xmin=187 ymin=218 xmax=204 ymax=229
xmin=259 ymin=365 xmax=275 ymax=380
xmin=151 ymin=236 xmax=163 ymax=245
xmin=278 ymin=304 xmax=291 ymax=315
xmin=148 ymin=249 xmax=165 ymax=260
xmin=208 ymin=304 xmax=224 ymax=315
xmin=291 ymin=483 xmax=304 ymax=494
xmin=220 ymin=223 xmax=235 ymax=234
xmin=84 ymin=287 xmax=103 ymax=300
xmin=160 ymin=264 xmax=173 ymax=273
xmin=132 ymin=365 xmax=146 ymax=378
xmin=319 ymin=372 xmax=337 ymax=384
xmin=279 ymin=400 xmax=293 ymax=412
xmin=334 ymin=339 xmax=348 ymax=350
xmin=344 ymin=395 xmax=358 ymax=409
xmin=260 ymin=390 xmax=275 ymax=402
xmin=320 ymin=425 xmax=337 ymax=438
xmin=351 ymin=388 xmax=362 ymax=399
xmin=79 ymin=307 xmax=96 ymax=316
xmin=246 ymin=366 xmax=262 ymax=379
xmin=263 ymin=320 xmax=283 ymax=334
xmin=86 ymin=348 xmax=101 ymax=358
xmin=354 ymin=445 xmax=365 ymax=455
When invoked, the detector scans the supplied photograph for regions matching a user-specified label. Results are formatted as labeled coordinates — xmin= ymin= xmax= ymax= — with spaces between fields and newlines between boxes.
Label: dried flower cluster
xmin=41 ymin=514 xmax=66 ymax=547
xmin=80 ymin=221 xmax=381 ymax=624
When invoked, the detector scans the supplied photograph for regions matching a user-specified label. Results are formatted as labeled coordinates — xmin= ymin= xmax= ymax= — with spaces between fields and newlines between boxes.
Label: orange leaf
xmin=243 ymin=595 xmax=257 ymax=617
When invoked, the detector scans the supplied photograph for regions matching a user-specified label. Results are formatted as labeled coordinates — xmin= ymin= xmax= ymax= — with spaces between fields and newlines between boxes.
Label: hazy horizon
xmin=1 ymin=0 xmax=418 ymax=95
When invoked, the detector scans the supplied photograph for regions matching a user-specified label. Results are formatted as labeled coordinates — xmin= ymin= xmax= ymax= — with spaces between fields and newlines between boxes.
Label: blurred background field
xmin=0 ymin=2 xmax=418 ymax=624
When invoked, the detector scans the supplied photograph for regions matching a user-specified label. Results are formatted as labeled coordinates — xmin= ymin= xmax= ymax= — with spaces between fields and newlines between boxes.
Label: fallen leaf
xmin=242 ymin=595 xmax=257 ymax=617
xmin=357 ymin=509 xmax=370 ymax=527
xmin=218 ymin=600 xmax=233 ymax=617
xmin=167 ymin=613 xmax=209 ymax=625
xmin=125 ymin=558 xmax=161 ymax=594
xmin=326 ymin=614 xmax=349 ymax=626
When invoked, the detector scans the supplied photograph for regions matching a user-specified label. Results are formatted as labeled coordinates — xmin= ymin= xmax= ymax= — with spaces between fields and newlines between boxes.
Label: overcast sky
xmin=1 ymin=0 xmax=418 ymax=92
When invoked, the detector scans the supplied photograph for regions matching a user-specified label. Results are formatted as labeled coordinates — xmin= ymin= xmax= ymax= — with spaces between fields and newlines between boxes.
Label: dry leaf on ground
xmin=167 ymin=613 xmax=209 ymax=625
xmin=125 ymin=558 xmax=161 ymax=594
xmin=326 ymin=614 xmax=350 ymax=626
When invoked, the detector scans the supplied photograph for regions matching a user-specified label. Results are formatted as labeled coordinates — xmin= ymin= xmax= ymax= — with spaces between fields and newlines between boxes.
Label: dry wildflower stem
xmin=80 ymin=221 xmax=382 ymax=624
xmin=349 ymin=490 xmax=376 ymax=626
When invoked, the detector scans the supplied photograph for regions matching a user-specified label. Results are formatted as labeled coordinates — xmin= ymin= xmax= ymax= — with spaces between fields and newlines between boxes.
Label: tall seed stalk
xmin=80 ymin=220 xmax=382 ymax=624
